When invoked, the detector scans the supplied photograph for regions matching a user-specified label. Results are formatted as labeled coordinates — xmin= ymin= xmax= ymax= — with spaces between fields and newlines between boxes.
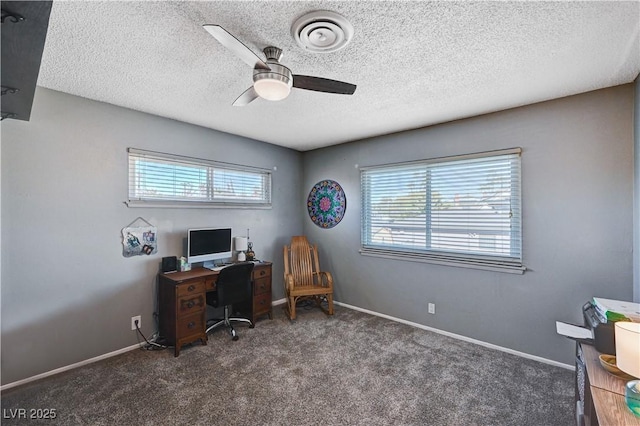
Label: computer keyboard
xmin=207 ymin=265 xmax=227 ymax=272
xmin=206 ymin=261 xmax=258 ymax=271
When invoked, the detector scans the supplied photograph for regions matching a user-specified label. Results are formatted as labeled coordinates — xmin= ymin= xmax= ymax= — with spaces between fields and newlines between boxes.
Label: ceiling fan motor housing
xmin=253 ymin=63 xmax=292 ymax=87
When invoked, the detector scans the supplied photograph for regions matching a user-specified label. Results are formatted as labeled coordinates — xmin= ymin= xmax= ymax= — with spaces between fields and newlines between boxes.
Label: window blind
xmin=361 ymin=148 xmax=523 ymax=273
xmin=127 ymin=148 xmax=271 ymax=208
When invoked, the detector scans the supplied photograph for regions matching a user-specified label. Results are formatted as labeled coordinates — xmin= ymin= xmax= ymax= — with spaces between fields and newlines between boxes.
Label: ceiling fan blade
xmin=233 ymin=86 xmax=260 ymax=106
xmin=203 ymin=25 xmax=270 ymax=70
xmin=292 ymin=75 xmax=356 ymax=95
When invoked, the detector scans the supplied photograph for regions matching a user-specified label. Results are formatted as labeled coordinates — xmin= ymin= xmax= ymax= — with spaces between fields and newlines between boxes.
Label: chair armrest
xmin=284 ymin=273 xmax=295 ymax=292
xmin=317 ymin=271 xmax=333 ymax=289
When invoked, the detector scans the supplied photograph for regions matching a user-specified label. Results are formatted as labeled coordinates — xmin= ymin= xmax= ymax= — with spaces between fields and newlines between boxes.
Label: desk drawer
xmin=177 ymin=313 xmax=204 ymax=338
xmin=253 ymin=292 xmax=271 ymax=313
xmin=254 ymin=276 xmax=271 ymax=295
xmin=253 ymin=267 xmax=270 ymax=280
xmin=205 ymin=277 xmax=216 ymax=292
xmin=178 ymin=294 xmax=205 ymax=315
xmin=177 ymin=281 xmax=205 ymax=297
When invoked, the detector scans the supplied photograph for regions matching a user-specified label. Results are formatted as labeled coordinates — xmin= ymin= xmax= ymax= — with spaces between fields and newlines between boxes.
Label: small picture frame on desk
xmin=179 ymin=257 xmax=191 ymax=272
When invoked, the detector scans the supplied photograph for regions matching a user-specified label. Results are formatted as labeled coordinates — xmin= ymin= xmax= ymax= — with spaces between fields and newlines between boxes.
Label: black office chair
xmin=205 ymin=262 xmax=255 ymax=341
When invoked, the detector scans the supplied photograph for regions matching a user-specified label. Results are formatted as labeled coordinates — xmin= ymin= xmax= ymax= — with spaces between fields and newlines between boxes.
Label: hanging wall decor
xmin=122 ymin=217 xmax=157 ymax=257
xmin=307 ymin=179 xmax=346 ymax=228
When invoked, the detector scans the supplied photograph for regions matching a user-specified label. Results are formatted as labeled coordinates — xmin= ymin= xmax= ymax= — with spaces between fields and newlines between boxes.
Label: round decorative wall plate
xmin=307 ymin=180 xmax=346 ymax=228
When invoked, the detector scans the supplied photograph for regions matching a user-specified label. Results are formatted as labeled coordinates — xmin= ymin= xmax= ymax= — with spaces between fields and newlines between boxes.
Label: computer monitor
xmin=187 ymin=228 xmax=232 ymax=269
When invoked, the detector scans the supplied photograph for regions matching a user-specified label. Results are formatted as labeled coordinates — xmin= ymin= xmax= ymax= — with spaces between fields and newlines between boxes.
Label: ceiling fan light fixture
xmin=254 ymin=77 xmax=291 ymax=101
xmin=253 ymin=57 xmax=293 ymax=101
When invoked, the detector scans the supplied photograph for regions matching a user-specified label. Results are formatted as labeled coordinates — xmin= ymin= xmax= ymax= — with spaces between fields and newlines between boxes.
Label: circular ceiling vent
xmin=291 ymin=11 xmax=354 ymax=53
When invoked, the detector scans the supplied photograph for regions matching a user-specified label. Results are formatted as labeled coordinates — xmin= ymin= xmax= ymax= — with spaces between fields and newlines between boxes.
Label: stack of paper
xmin=592 ymin=297 xmax=640 ymax=323
xmin=556 ymin=321 xmax=593 ymax=340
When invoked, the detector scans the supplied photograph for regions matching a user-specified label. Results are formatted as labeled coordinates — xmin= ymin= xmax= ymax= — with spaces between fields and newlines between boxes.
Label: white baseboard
xmin=334 ymin=301 xmax=574 ymax=370
xmin=1 ymin=298 xmax=572 ymax=390
xmin=1 ymin=343 xmax=142 ymax=392
xmin=2 ymin=299 xmax=289 ymax=391
xmin=273 ymin=298 xmax=571 ymax=369
xmin=272 ymin=297 xmax=287 ymax=306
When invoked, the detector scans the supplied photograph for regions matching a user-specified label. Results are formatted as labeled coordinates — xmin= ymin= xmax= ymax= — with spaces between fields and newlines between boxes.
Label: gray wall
xmin=2 ymin=83 xmax=635 ymax=384
xmin=1 ymin=87 xmax=304 ymax=385
xmin=635 ymin=76 xmax=639 ymax=303
xmin=302 ymin=85 xmax=635 ymax=365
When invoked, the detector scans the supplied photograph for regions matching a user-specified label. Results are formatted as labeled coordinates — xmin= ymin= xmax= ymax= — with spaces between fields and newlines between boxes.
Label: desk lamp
xmin=234 ymin=237 xmax=248 ymax=262
xmin=615 ymin=321 xmax=640 ymax=417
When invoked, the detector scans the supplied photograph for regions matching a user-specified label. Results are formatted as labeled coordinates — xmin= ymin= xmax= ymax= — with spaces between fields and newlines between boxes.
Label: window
xmin=127 ymin=148 xmax=271 ymax=208
xmin=361 ymin=148 xmax=524 ymax=273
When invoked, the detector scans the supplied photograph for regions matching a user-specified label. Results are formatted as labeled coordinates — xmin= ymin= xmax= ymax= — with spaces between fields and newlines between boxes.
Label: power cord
xmin=134 ymin=319 xmax=171 ymax=351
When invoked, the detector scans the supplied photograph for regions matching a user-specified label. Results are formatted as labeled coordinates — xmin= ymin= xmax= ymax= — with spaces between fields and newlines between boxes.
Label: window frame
xmin=126 ymin=148 xmax=272 ymax=209
xmin=360 ymin=148 xmax=525 ymax=274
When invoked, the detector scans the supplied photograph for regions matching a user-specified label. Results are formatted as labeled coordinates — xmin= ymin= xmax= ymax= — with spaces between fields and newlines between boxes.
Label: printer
xmin=582 ymin=301 xmax=616 ymax=355
xmin=557 ymin=298 xmax=640 ymax=354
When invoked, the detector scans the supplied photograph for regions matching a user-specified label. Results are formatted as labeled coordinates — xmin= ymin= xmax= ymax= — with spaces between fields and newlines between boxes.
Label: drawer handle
xmin=259 ymin=284 xmax=265 ymax=291
xmin=186 ymin=301 xmax=195 ymax=308
xmin=187 ymin=322 xmax=196 ymax=329
xmin=260 ymin=271 xmax=266 ymax=276
xmin=260 ymin=299 xmax=265 ymax=305
xmin=188 ymin=285 xmax=195 ymax=292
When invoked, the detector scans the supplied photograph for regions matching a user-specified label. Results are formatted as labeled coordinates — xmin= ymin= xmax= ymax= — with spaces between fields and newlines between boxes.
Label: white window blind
xmin=361 ymin=148 xmax=524 ymax=273
xmin=127 ymin=148 xmax=271 ymax=208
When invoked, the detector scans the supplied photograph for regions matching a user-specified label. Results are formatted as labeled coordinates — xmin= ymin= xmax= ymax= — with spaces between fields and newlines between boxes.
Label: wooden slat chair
xmin=283 ymin=236 xmax=334 ymax=320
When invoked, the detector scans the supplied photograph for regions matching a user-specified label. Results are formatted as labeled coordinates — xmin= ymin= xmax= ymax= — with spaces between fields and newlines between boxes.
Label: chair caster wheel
xmin=232 ymin=335 xmax=239 ymax=341
xmin=249 ymin=324 xmax=255 ymax=329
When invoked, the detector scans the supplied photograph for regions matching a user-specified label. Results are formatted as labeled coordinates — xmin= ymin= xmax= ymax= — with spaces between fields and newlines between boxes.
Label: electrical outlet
xmin=131 ymin=315 xmax=141 ymax=331
xmin=428 ymin=303 xmax=436 ymax=314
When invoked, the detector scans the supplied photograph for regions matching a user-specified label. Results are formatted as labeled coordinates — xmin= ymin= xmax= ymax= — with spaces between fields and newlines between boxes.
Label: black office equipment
xmin=161 ymin=256 xmax=177 ymax=273
xmin=205 ymin=262 xmax=255 ymax=341
xmin=582 ymin=301 xmax=616 ymax=355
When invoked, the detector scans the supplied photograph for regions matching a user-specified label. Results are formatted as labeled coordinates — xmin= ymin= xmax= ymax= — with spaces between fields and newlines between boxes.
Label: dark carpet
xmin=1 ymin=305 xmax=574 ymax=425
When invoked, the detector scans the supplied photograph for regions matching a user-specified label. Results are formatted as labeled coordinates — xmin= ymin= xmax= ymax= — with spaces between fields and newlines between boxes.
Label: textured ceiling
xmin=38 ymin=1 xmax=640 ymax=151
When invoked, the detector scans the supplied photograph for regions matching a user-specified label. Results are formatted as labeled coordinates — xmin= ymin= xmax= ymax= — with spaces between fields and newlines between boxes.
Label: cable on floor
xmin=134 ymin=321 xmax=171 ymax=351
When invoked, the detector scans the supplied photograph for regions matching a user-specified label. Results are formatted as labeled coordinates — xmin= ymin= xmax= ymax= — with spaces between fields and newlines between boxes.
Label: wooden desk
xmin=158 ymin=262 xmax=272 ymax=356
xmin=578 ymin=343 xmax=640 ymax=425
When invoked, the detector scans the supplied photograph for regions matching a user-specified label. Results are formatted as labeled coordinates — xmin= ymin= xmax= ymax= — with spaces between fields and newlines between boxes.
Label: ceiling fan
xmin=203 ymin=25 xmax=357 ymax=106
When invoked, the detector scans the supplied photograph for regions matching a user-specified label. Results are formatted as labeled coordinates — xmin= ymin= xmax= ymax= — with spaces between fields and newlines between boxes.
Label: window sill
xmin=359 ymin=248 xmax=526 ymax=274
xmin=125 ymin=200 xmax=272 ymax=209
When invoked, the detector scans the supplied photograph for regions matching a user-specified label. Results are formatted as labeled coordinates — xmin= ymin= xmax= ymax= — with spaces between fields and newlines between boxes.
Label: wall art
xmin=307 ymin=179 xmax=346 ymax=228
xmin=122 ymin=217 xmax=157 ymax=257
